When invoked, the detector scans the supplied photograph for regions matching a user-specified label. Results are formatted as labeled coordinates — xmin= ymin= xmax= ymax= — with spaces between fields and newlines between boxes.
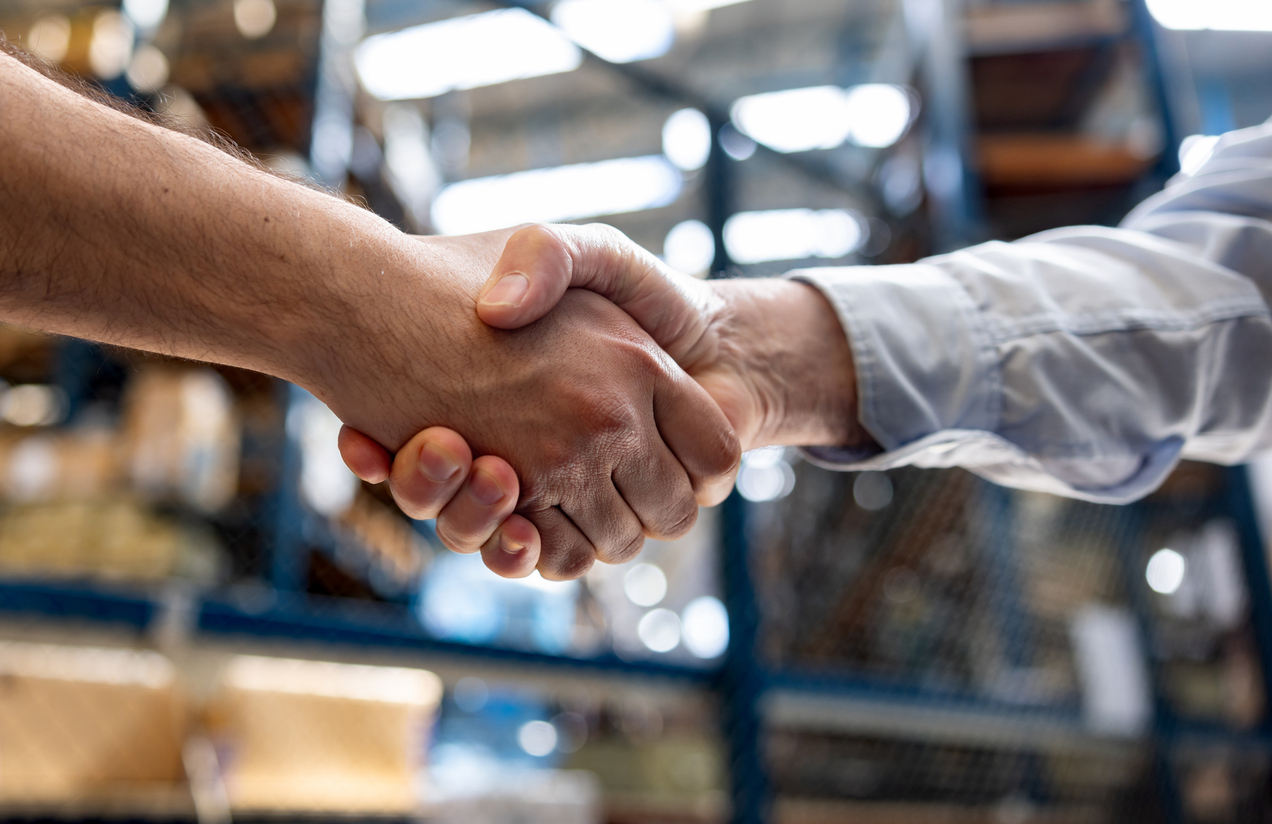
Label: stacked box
xmin=0 ymin=641 xmax=187 ymax=805
xmin=208 ymin=655 xmax=442 ymax=813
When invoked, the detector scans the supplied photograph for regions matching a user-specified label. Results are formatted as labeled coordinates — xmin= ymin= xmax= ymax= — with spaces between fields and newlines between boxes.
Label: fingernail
xmin=481 ymin=273 xmax=529 ymax=308
xmin=499 ymin=533 xmax=525 ymax=557
xmin=469 ymin=468 xmax=506 ymax=506
xmin=418 ymin=442 xmax=460 ymax=483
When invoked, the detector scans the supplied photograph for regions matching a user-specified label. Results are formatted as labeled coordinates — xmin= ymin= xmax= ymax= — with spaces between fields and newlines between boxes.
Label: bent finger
xmin=561 ymin=482 xmax=647 ymax=566
xmin=654 ymin=366 xmax=742 ymax=507
xmin=611 ymin=424 xmax=699 ymax=542
xmin=527 ymin=507 xmax=597 ymax=581
xmin=480 ymin=515 xmax=541 ymax=578
xmin=434 ymin=455 xmax=520 ymax=554
xmin=338 ymin=425 xmax=392 ymax=484
xmin=388 ymin=427 xmax=473 ymax=521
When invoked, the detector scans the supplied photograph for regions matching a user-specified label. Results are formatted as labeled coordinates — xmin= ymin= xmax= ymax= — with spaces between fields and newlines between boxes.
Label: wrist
xmin=279 ymin=215 xmax=426 ymax=411
xmin=712 ymin=278 xmax=865 ymax=451
xmin=285 ymin=229 xmax=506 ymax=451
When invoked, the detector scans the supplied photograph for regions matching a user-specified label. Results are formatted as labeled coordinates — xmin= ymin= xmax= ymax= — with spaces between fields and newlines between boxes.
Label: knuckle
xmin=434 ymin=519 xmax=483 ymax=555
xmin=541 ymin=547 xmax=595 ymax=581
xmin=580 ymin=393 xmax=642 ymax=442
xmin=515 ymin=223 xmax=567 ymax=261
xmin=535 ymin=438 xmax=580 ymax=491
xmin=660 ymin=499 xmax=699 ymax=541
xmin=516 ymin=477 xmax=555 ymax=513
xmin=587 ymin=222 xmax=630 ymax=248
xmin=701 ymin=422 xmax=742 ymax=479
xmin=599 ymin=530 xmax=645 ymax=566
xmin=514 ymin=441 xmax=572 ymax=510
xmin=390 ymin=489 xmax=441 ymax=522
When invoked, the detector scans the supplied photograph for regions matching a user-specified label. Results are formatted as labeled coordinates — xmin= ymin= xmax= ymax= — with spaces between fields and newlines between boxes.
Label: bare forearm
xmin=705 ymin=278 xmax=869 ymax=451
xmin=0 ymin=52 xmax=399 ymax=387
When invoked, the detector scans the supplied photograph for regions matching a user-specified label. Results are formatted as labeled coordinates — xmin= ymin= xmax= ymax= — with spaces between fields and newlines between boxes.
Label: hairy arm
xmin=0 ymin=50 xmax=739 ymax=577
xmin=0 ymin=48 xmax=392 ymax=391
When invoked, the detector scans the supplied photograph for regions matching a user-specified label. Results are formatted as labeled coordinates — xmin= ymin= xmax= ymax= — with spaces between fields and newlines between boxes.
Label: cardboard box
xmin=208 ymin=655 xmax=442 ymax=813
xmin=0 ymin=642 xmax=187 ymax=804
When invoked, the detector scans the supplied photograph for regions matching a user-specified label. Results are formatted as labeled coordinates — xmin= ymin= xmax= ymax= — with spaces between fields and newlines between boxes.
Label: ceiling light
xmin=28 ymin=15 xmax=71 ymax=63
xmin=1146 ymin=548 xmax=1187 ymax=595
xmin=123 ymin=0 xmax=168 ymax=31
xmin=291 ymin=393 xmax=358 ymax=517
xmin=736 ymin=459 xmax=794 ymax=502
xmin=1147 ymin=0 xmax=1272 ymax=30
xmin=1 ymin=385 xmax=66 ymax=427
xmin=681 ymin=596 xmax=729 ymax=658
xmin=663 ymin=219 xmax=715 ymax=276
xmin=743 ymin=446 xmax=784 ymax=468
xmin=665 ymin=0 xmax=753 ymax=10
xmin=663 ymin=107 xmax=712 ymax=170
xmin=382 ymin=104 xmax=441 ymax=227
xmin=88 ymin=11 xmax=135 ymax=80
xmin=732 ymin=86 xmax=850 ymax=153
xmin=723 ymin=208 xmax=864 ymax=264
xmin=234 ymin=0 xmax=277 ymax=39
xmin=637 ymin=608 xmax=681 ymax=653
xmin=431 ymin=155 xmax=682 ymax=235
xmin=842 ymin=84 xmax=913 ymax=148
xmin=624 ymin=563 xmax=668 ymax=607
xmin=719 ymin=123 xmax=757 ymax=160
xmin=731 ymin=84 xmax=912 ymax=153
xmin=356 ymin=9 xmax=582 ymax=101
xmin=126 ymin=44 xmax=169 ymax=92
xmin=518 ymin=720 xmax=558 ymax=756
xmin=551 ymin=0 xmax=675 ymax=63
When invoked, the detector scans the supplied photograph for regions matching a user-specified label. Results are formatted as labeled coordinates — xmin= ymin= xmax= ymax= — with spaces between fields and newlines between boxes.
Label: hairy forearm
xmin=0 ymin=51 xmax=401 ymax=388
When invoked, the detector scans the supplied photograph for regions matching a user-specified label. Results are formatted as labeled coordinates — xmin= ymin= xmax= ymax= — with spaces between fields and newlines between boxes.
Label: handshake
xmin=316 ymin=224 xmax=863 ymax=581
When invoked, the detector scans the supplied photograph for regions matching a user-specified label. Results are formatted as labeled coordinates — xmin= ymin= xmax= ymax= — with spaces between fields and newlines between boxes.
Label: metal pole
xmin=719 ymin=491 xmax=770 ymax=824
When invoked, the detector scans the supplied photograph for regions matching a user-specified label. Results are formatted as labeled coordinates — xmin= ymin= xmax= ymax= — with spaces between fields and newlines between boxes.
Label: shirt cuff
xmin=788 ymin=264 xmax=1001 ymax=468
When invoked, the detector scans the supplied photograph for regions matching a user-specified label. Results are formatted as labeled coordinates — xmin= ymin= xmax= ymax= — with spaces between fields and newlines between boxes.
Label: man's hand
xmin=341 ymin=224 xmax=868 ymax=575
xmin=313 ymin=228 xmax=741 ymax=580
xmin=475 ymin=224 xmax=862 ymax=452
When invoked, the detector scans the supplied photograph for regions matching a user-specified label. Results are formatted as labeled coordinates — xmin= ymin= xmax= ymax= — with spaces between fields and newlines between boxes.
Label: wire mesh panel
xmin=745 ymin=456 xmax=1272 ymax=822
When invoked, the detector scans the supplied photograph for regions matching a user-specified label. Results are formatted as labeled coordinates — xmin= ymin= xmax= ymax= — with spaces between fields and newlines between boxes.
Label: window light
xmin=723 ymin=208 xmax=865 ymax=264
xmin=663 ymin=108 xmax=712 ymax=171
xmin=431 ymin=155 xmax=682 ymax=235
xmin=355 ymin=8 xmax=582 ymax=101
xmin=551 ymin=0 xmax=675 ymax=63
xmin=665 ymin=0 xmax=753 ymax=10
xmin=1147 ymin=0 xmax=1272 ymax=31
xmin=730 ymin=84 xmax=912 ymax=153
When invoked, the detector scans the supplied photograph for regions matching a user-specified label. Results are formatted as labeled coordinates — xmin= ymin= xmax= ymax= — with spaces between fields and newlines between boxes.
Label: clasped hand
xmin=333 ymin=224 xmax=857 ymax=580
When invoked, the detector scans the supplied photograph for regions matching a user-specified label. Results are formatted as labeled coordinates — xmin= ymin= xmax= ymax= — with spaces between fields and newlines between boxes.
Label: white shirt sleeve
xmin=792 ymin=121 xmax=1272 ymax=503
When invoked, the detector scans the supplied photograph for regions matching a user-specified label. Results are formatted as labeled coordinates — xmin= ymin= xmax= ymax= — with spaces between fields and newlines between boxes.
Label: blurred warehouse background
xmin=0 ymin=0 xmax=1271 ymax=822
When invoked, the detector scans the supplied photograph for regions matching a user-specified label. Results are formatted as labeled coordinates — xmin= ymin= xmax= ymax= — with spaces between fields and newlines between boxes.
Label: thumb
xmin=477 ymin=224 xmax=714 ymax=363
xmin=338 ymin=425 xmax=392 ymax=484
